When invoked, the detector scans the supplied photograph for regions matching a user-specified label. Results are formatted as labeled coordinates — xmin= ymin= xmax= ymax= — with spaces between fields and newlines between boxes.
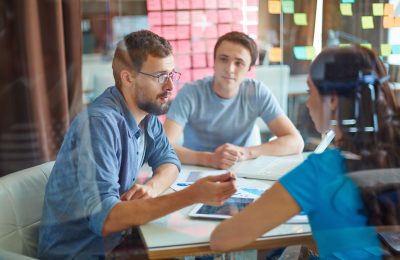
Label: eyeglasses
xmin=138 ymin=70 xmax=181 ymax=84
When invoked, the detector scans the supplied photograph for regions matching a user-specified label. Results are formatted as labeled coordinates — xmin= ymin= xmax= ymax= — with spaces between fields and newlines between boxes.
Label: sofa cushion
xmin=0 ymin=161 xmax=54 ymax=258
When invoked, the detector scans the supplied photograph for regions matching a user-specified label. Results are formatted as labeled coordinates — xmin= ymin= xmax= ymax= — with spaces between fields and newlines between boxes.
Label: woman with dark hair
xmin=210 ymin=46 xmax=400 ymax=259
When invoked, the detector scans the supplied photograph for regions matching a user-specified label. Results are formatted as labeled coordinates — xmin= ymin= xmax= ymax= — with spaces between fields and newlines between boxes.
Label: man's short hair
xmin=112 ymin=30 xmax=172 ymax=87
xmin=213 ymin=31 xmax=258 ymax=67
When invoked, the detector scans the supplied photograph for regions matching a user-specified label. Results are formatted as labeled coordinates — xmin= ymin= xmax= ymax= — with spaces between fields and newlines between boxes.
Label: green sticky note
xmin=282 ymin=1 xmax=294 ymax=14
xmin=380 ymin=44 xmax=391 ymax=56
xmin=305 ymin=46 xmax=316 ymax=60
xmin=340 ymin=3 xmax=352 ymax=16
xmin=361 ymin=16 xmax=374 ymax=29
xmin=339 ymin=44 xmax=351 ymax=48
xmin=360 ymin=43 xmax=372 ymax=49
xmin=294 ymin=13 xmax=308 ymax=26
xmin=372 ymin=3 xmax=384 ymax=16
xmin=293 ymin=46 xmax=315 ymax=60
xmin=341 ymin=0 xmax=355 ymax=3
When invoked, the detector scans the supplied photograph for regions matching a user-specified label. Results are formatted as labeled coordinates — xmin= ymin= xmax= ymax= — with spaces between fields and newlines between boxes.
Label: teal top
xmin=280 ymin=149 xmax=382 ymax=259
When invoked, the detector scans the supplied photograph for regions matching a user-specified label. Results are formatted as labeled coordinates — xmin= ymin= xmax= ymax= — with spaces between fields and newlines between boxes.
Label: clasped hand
xmin=212 ymin=143 xmax=249 ymax=169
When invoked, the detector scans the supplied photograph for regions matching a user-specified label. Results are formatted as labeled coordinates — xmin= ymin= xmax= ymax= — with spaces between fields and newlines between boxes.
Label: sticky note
xmin=380 ymin=44 xmax=391 ymax=56
xmin=191 ymin=0 xmax=205 ymax=9
xmin=218 ymin=24 xmax=232 ymax=36
xmin=162 ymin=11 xmax=176 ymax=25
xmin=218 ymin=10 xmax=233 ymax=23
xmin=294 ymin=13 xmax=308 ymax=26
xmin=232 ymin=0 xmax=242 ymax=8
xmin=293 ymin=46 xmax=315 ymax=60
xmin=176 ymin=0 xmax=190 ymax=9
xmin=360 ymin=43 xmax=372 ymax=49
xmin=177 ymin=40 xmax=191 ymax=53
xmin=177 ymin=55 xmax=191 ymax=69
xmin=176 ymin=25 xmax=190 ymax=40
xmin=268 ymin=0 xmax=281 ymax=14
xmin=191 ymin=25 xmax=205 ymax=38
xmin=282 ymin=1 xmax=294 ymax=14
xmin=192 ymin=54 xmax=207 ymax=68
xmin=231 ymin=10 xmax=243 ymax=21
xmin=383 ymin=16 xmax=395 ymax=28
xmin=395 ymin=17 xmax=400 ymax=27
xmin=269 ymin=47 xmax=282 ymax=62
xmin=392 ymin=45 xmax=400 ymax=54
xmin=206 ymin=39 xmax=217 ymax=53
xmin=191 ymin=11 xmax=206 ymax=25
xmin=218 ymin=0 xmax=231 ymax=9
xmin=150 ymin=26 xmax=162 ymax=36
xmin=148 ymin=12 xmax=162 ymax=26
xmin=147 ymin=0 xmax=161 ymax=11
xmin=192 ymin=40 xmax=206 ymax=53
xmin=384 ymin=4 xmax=394 ymax=15
xmin=177 ymin=11 xmax=190 ymax=25
xmin=340 ymin=4 xmax=352 ymax=16
xmin=205 ymin=25 xmax=218 ymax=38
xmin=372 ymin=3 xmax=384 ymax=16
xmin=339 ymin=44 xmax=351 ymax=48
xmin=161 ymin=0 xmax=176 ymax=10
xmin=341 ymin=0 xmax=355 ymax=3
xmin=247 ymin=0 xmax=258 ymax=7
xmin=162 ymin=26 xmax=176 ymax=40
xmin=205 ymin=0 xmax=217 ymax=9
xmin=361 ymin=16 xmax=374 ymax=29
xmin=206 ymin=10 xmax=218 ymax=23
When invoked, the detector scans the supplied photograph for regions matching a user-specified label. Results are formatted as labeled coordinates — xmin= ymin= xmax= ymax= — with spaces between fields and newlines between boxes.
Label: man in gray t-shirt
xmin=164 ymin=31 xmax=304 ymax=169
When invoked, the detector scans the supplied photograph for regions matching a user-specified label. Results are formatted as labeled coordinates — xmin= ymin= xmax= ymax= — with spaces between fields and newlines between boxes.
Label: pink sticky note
xmin=218 ymin=0 xmax=232 ymax=8
xmin=218 ymin=10 xmax=233 ymax=23
xmin=204 ymin=26 xmax=218 ymax=38
xmin=148 ymin=12 xmax=162 ymax=26
xmin=162 ymin=0 xmax=176 ymax=10
xmin=205 ymin=0 xmax=218 ymax=9
xmin=177 ymin=55 xmax=192 ymax=69
xmin=176 ymin=0 xmax=190 ymax=9
xmin=192 ymin=40 xmax=206 ymax=53
xmin=247 ymin=25 xmax=258 ymax=37
xmin=246 ymin=0 xmax=258 ymax=7
xmin=177 ymin=11 xmax=190 ymax=25
xmin=192 ymin=54 xmax=207 ymax=68
xmin=177 ymin=40 xmax=191 ymax=53
xmin=207 ymin=54 xmax=214 ymax=67
xmin=191 ymin=0 xmax=205 ymax=9
xmin=150 ymin=26 xmax=162 ymax=36
xmin=162 ymin=26 xmax=176 ymax=40
xmin=169 ymin=40 xmax=177 ymax=53
xmin=162 ymin=11 xmax=176 ymax=25
xmin=246 ymin=10 xmax=258 ymax=21
xmin=232 ymin=24 xmax=243 ymax=32
xmin=147 ymin=0 xmax=161 ymax=11
xmin=218 ymin=24 xmax=232 ymax=36
xmin=191 ymin=11 xmax=206 ymax=24
xmin=176 ymin=25 xmax=190 ymax=39
xmin=232 ymin=10 xmax=243 ymax=21
xmin=206 ymin=39 xmax=217 ymax=53
xmin=206 ymin=10 xmax=218 ymax=24
xmin=232 ymin=0 xmax=243 ymax=8
xmin=191 ymin=25 xmax=205 ymax=38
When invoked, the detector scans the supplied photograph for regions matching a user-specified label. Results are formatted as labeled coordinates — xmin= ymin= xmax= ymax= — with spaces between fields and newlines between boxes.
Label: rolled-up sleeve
xmin=76 ymin=116 xmax=121 ymax=236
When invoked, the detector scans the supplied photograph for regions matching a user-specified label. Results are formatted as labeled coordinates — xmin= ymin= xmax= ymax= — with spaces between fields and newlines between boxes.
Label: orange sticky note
xmin=268 ymin=0 xmax=281 ymax=14
xmin=384 ymin=4 xmax=394 ymax=16
xmin=395 ymin=17 xmax=400 ymax=27
xmin=269 ymin=47 xmax=282 ymax=62
xmin=383 ymin=16 xmax=395 ymax=28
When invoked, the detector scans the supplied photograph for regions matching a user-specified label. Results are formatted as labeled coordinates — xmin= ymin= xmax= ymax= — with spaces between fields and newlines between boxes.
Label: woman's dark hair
xmin=213 ymin=31 xmax=258 ymax=68
xmin=112 ymin=30 xmax=172 ymax=88
xmin=310 ymin=46 xmax=400 ymax=225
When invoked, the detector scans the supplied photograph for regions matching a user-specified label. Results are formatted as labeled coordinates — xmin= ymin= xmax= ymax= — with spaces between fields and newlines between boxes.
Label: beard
xmin=137 ymin=92 xmax=172 ymax=116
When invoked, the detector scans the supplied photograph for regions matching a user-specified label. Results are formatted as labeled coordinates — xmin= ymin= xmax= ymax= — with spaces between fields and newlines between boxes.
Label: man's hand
xmin=120 ymin=184 xmax=157 ymax=201
xmin=188 ymin=172 xmax=237 ymax=206
xmin=211 ymin=143 xmax=249 ymax=169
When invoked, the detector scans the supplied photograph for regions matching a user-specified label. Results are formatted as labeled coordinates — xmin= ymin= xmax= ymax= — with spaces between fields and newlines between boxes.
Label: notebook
xmin=231 ymin=130 xmax=335 ymax=180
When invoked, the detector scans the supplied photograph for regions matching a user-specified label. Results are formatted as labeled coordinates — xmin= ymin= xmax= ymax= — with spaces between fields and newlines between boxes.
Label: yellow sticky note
xmin=360 ymin=43 xmax=372 ymax=49
xmin=340 ymin=4 xmax=352 ymax=16
xmin=384 ymin=4 xmax=394 ymax=16
xmin=361 ymin=16 xmax=374 ymax=29
xmin=269 ymin=47 xmax=282 ymax=62
xmin=339 ymin=44 xmax=351 ymax=48
xmin=380 ymin=44 xmax=391 ymax=56
xmin=372 ymin=3 xmax=384 ymax=16
xmin=383 ymin=16 xmax=395 ymax=28
xmin=305 ymin=46 xmax=316 ymax=60
xmin=268 ymin=0 xmax=281 ymax=14
xmin=294 ymin=13 xmax=308 ymax=26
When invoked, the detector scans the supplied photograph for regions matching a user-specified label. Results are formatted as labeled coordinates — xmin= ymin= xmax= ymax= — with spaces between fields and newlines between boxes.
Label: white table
xmin=138 ymin=164 xmax=313 ymax=259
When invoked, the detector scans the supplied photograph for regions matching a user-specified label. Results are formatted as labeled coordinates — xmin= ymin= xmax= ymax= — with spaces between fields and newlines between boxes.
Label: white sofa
xmin=0 ymin=161 xmax=54 ymax=259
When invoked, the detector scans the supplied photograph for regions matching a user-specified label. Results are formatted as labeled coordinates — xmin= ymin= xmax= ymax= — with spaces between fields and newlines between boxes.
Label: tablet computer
xmin=188 ymin=197 xmax=255 ymax=220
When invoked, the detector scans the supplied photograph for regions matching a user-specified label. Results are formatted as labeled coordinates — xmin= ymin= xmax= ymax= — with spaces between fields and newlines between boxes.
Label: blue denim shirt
xmin=38 ymin=86 xmax=181 ymax=259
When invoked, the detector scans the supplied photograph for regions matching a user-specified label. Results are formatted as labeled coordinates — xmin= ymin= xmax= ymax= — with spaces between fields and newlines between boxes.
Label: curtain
xmin=0 ymin=0 xmax=82 ymax=176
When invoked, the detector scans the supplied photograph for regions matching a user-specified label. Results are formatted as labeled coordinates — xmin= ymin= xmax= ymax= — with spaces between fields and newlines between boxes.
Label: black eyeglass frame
xmin=137 ymin=70 xmax=181 ymax=84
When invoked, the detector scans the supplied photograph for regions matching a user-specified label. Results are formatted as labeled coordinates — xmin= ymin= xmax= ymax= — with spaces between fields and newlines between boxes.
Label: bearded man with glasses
xmin=38 ymin=30 xmax=237 ymax=259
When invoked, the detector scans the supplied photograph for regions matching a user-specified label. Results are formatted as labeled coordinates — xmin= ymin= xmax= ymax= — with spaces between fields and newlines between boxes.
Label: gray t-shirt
xmin=167 ymin=76 xmax=283 ymax=152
